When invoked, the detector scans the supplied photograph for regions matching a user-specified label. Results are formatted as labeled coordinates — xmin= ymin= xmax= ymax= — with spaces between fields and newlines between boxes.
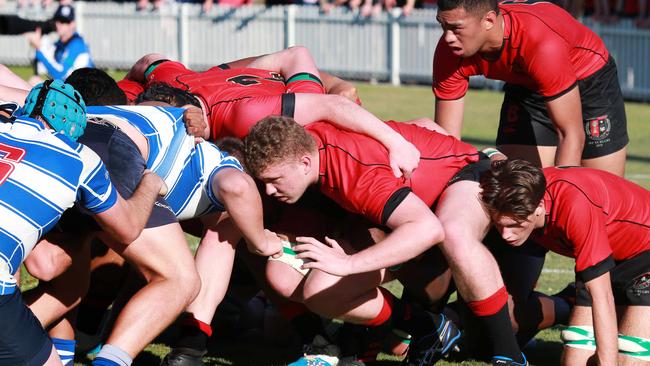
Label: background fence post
xmin=178 ymin=3 xmax=190 ymax=65
xmin=285 ymin=4 xmax=296 ymax=48
xmin=389 ymin=8 xmax=401 ymax=86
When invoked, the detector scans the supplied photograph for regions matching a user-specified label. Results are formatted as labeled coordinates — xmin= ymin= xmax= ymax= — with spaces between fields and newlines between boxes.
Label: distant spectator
xmin=637 ymin=0 xmax=650 ymax=27
xmin=26 ymin=4 xmax=94 ymax=85
xmin=136 ymin=0 xmax=162 ymax=12
xmin=556 ymin=0 xmax=585 ymax=18
xmin=201 ymin=0 xmax=252 ymax=13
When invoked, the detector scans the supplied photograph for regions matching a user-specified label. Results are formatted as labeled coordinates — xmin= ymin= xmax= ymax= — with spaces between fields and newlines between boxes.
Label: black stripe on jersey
xmin=420 ymin=152 xmax=481 ymax=161
xmin=281 ymin=93 xmax=296 ymax=118
xmin=577 ymin=254 xmax=615 ymax=283
xmin=546 ymin=178 xmax=650 ymax=230
xmin=381 ymin=187 xmax=412 ymax=225
xmin=544 ymin=81 xmax=578 ymax=102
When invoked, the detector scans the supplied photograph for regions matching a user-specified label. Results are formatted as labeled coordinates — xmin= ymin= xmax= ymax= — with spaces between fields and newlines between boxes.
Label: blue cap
xmin=53 ymin=5 xmax=75 ymax=22
xmin=21 ymin=80 xmax=87 ymax=141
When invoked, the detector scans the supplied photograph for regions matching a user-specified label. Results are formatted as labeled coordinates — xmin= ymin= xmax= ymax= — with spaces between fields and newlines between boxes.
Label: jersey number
xmin=227 ymin=75 xmax=262 ymax=86
xmin=0 ymin=143 xmax=26 ymax=186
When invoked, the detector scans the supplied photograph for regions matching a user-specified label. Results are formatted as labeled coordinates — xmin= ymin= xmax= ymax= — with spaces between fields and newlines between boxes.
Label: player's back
xmin=543 ymin=166 xmax=650 ymax=259
xmin=307 ymin=121 xmax=478 ymax=223
xmin=181 ymin=66 xmax=286 ymax=102
xmin=0 ymin=117 xmax=90 ymax=293
xmin=86 ymin=106 xmax=243 ymax=220
xmin=500 ymin=1 xmax=607 ymax=79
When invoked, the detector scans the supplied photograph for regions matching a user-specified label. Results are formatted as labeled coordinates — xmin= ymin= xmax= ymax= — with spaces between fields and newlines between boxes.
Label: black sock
xmin=480 ymin=305 xmax=523 ymax=363
xmin=389 ymin=296 xmax=443 ymax=338
xmin=290 ymin=311 xmax=325 ymax=344
xmin=174 ymin=325 xmax=209 ymax=351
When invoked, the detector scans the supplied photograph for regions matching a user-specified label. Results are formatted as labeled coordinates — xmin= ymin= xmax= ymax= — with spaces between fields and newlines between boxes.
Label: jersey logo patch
xmin=585 ymin=115 xmax=611 ymax=142
xmin=631 ymin=272 xmax=650 ymax=297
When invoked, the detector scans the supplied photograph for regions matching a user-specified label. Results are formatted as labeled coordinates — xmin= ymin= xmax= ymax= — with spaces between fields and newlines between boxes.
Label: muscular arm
xmin=294 ymin=93 xmax=420 ymax=178
xmin=212 ymin=168 xmax=282 ymax=257
xmin=435 ymin=97 xmax=465 ymax=139
xmin=546 ymin=86 xmax=585 ymax=167
xmin=93 ymin=171 xmax=165 ymax=245
xmin=584 ymin=272 xmax=618 ymax=365
xmin=347 ymin=193 xmax=444 ymax=274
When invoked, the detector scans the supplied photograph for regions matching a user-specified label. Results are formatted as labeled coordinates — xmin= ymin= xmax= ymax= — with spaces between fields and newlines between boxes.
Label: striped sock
xmin=93 ymin=344 xmax=133 ymax=366
xmin=51 ymin=338 xmax=75 ymax=365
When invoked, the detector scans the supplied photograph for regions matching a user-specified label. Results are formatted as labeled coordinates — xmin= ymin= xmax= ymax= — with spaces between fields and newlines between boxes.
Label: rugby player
xmin=480 ymin=160 xmax=650 ymax=366
xmin=24 ymin=72 xmax=284 ymax=366
xmin=0 ymin=80 xmax=164 ymax=365
xmin=433 ymin=0 xmax=627 ymax=175
xmin=120 ymin=46 xmax=421 ymax=179
xmin=243 ymin=115 xmax=500 ymax=365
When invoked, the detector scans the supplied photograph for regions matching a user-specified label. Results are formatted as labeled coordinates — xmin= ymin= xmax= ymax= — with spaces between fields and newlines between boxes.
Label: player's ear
xmin=534 ymin=201 xmax=545 ymax=217
xmin=483 ymin=10 xmax=497 ymax=31
xmin=299 ymin=154 xmax=312 ymax=174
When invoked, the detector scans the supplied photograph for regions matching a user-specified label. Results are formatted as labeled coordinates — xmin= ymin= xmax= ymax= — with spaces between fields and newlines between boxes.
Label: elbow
xmin=110 ymin=223 xmax=142 ymax=245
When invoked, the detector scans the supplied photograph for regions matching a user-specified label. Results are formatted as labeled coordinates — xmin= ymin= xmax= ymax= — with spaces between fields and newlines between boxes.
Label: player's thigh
xmin=562 ymin=305 xmax=595 ymax=366
xmin=266 ymin=260 xmax=306 ymax=301
xmin=618 ymin=306 xmax=650 ymax=366
xmin=0 ymin=290 xmax=58 ymax=366
xmin=497 ymin=144 xmax=556 ymax=168
xmin=435 ymin=180 xmax=491 ymax=242
xmin=582 ymin=146 xmax=627 ymax=177
xmin=112 ymin=223 xmax=197 ymax=283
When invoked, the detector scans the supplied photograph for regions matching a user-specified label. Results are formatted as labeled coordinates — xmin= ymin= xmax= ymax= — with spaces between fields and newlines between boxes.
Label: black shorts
xmin=0 ymin=290 xmax=53 ymax=365
xmin=576 ymin=250 xmax=650 ymax=307
xmin=446 ymin=152 xmax=491 ymax=186
xmin=60 ymin=121 xmax=176 ymax=231
xmin=496 ymin=57 xmax=628 ymax=159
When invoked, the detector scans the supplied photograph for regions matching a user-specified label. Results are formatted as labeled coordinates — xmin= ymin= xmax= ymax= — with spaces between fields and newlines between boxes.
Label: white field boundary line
xmin=542 ymin=268 xmax=573 ymax=274
xmin=627 ymin=174 xmax=650 ymax=180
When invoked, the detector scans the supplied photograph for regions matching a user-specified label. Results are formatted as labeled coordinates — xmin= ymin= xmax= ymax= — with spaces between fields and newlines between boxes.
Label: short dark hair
xmin=66 ymin=68 xmax=127 ymax=106
xmin=437 ymin=0 xmax=499 ymax=16
xmin=135 ymin=82 xmax=201 ymax=108
xmin=216 ymin=137 xmax=247 ymax=171
xmin=244 ymin=115 xmax=316 ymax=177
xmin=479 ymin=159 xmax=546 ymax=221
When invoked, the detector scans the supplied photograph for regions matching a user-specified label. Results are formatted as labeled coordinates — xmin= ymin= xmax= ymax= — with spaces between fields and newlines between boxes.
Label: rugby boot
xmin=160 ymin=347 xmax=207 ymax=366
xmin=492 ymin=353 xmax=529 ymax=366
xmin=402 ymin=313 xmax=461 ymax=366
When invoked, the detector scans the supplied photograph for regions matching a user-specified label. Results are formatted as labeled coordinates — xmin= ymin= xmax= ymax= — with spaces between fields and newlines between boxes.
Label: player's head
xmin=436 ymin=0 xmax=499 ymax=58
xmin=245 ymin=115 xmax=317 ymax=204
xmin=479 ymin=159 xmax=546 ymax=246
xmin=135 ymin=82 xmax=201 ymax=108
xmin=21 ymin=79 xmax=87 ymax=141
xmin=53 ymin=5 xmax=77 ymax=37
xmin=216 ymin=137 xmax=247 ymax=169
xmin=66 ymin=68 xmax=127 ymax=106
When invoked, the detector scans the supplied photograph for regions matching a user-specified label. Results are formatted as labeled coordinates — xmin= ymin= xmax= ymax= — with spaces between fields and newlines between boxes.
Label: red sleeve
xmin=553 ymin=185 xmax=614 ymax=276
xmin=117 ymin=79 xmax=145 ymax=103
xmin=338 ymin=167 xmax=410 ymax=226
xmin=432 ymin=40 xmax=470 ymax=100
xmin=521 ymin=32 xmax=578 ymax=98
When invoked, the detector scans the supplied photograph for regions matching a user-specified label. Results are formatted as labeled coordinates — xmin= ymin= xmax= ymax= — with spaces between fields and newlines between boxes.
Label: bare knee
xmin=266 ymin=262 xmax=301 ymax=300
xmin=24 ymin=247 xmax=71 ymax=282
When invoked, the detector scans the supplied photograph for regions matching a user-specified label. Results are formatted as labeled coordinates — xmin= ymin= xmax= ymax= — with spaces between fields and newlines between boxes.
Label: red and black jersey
xmin=306 ymin=121 xmax=479 ymax=225
xmin=532 ymin=167 xmax=650 ymax=282
xmin=144 ymin=61 xmax=287 ymax=140
xmin=433 ymin=1 xmax=609 ymax=100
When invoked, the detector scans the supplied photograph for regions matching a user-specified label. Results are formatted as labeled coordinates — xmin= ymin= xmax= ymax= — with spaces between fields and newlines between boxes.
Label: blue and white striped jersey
xmin=86 ymin=106 xmax=244 ymax=221
xmin=0 ymin=117 xmax=116 ymax=295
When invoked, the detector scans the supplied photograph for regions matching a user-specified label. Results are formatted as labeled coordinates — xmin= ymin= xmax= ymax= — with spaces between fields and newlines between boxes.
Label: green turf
xmin=8 ymin=70 xmax=647 ymax=365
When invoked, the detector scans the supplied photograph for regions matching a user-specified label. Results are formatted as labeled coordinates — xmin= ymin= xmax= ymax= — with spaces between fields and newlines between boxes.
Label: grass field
xmin=10 ymin=68 xmax=649 ymax=365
